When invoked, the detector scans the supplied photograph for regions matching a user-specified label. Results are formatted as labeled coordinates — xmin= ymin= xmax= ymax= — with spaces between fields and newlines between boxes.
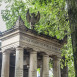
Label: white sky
xmin=0 ymin=2 xmax=7 ymax=32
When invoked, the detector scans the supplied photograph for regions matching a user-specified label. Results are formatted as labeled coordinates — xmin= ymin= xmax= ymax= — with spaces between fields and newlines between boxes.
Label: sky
xmin=0 ymin=2 xmax=7 ymax=32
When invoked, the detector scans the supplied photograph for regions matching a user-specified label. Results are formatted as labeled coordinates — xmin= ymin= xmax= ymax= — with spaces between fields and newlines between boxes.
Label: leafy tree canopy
xmin=1 ymin=0 xmax=69 ymax=39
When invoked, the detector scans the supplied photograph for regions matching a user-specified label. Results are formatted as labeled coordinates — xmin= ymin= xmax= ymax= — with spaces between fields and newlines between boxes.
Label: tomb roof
xmin=0 ymin=16 xmax=67 ymax=47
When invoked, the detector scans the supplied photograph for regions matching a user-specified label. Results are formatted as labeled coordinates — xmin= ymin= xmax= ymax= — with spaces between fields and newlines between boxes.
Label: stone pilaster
xmin=53 ymin=57 xmax=61 ymax=77
xmin=42 ymin=55 xmax=49 ymax=77
xmin=1 ymin=52 xmax=10 ymax=77
xmin=15 ymin=47 xmax=24 ymax=77
xmin=29 ymin=51 xmax=37 ymax=77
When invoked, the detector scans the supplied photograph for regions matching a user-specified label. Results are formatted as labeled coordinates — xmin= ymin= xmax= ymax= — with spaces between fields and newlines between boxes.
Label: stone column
xmin=29 ymin=51 xmax=37 ymax=77
xmin=15 ymin=47 xmax=24 ymax=77
xmin=42 ymin=55 xmax=49 ymax=77
xmin=1 ymin=52 xmax=10 ymax=77
xmin=53 ymin=57 xmax=61 ymax=77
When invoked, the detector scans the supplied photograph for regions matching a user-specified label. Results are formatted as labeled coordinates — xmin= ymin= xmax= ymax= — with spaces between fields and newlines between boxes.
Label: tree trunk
xmin=61 ymin=56 xmax=68 ymax=77
xmin=67 ymin=0 xmax=77 ymax=77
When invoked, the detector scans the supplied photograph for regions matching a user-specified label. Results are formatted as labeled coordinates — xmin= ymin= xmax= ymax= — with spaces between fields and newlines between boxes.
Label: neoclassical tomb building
xmin=0 ymin=16 xmax=66 ymax=77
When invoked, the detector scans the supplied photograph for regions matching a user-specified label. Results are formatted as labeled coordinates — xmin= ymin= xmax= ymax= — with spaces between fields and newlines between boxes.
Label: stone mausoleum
xmin=0 ymin=16 xmax=66 ymax=77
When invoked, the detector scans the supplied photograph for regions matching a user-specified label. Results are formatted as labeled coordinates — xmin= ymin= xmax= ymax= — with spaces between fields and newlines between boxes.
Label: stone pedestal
xmin=1 ymin=52 xmax=10 ymax=77
xmin=29 ymin=51 xmax=37 ymax=77
xmin=42 ymin=55 xmax=49 ymax=77
xmin=53 ymin=57 xmax=61 ymax=77
xmin=15 ymin=47 xmax=23 ymax=77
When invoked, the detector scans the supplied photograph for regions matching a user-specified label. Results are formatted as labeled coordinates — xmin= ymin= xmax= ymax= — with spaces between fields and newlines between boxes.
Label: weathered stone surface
xmin=29 ymin=51 xmax=37 ymax=77
xmin=1 ymin=52 xmax=10 ymax=77
xmin=53 ymin=57 xmax=61 ymax=77
xmin=15 ymin=47 xmax=23 ymax=77
xmin=42 ymin=55 xmax=49 ymax=77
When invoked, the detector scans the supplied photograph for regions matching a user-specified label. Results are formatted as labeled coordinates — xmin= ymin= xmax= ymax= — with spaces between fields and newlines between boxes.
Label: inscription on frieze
xmin=21 ymin=36 xmax=60 ymax=51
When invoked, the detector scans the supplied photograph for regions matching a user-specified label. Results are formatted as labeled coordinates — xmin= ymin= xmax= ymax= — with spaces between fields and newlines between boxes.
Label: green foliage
xmin=1 ymin=0 xmax=68 ymax=39
xmin=61 ymin=36 xmax=75 ymax=77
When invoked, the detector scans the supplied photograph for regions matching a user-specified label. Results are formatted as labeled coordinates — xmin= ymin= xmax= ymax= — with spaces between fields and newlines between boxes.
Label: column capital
xmin=53 ymin=56 xmax=61 ymax=61
xmin=2 ymin=51 xmax=10 ymax=55
xmin=41 ymin=52 xmax=49 ymax=57
xmin=30 ymin=51 xmax=37 ymax=54
xmin=43 ymin=54 xmax=49 ymax=57
xmin=16 ymin=46 xmax=23 ymax=50
xmin=30 ymin=50 xmax=37 ymax=54
xmin=2 ymin=49 xmax=11 ymax=54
